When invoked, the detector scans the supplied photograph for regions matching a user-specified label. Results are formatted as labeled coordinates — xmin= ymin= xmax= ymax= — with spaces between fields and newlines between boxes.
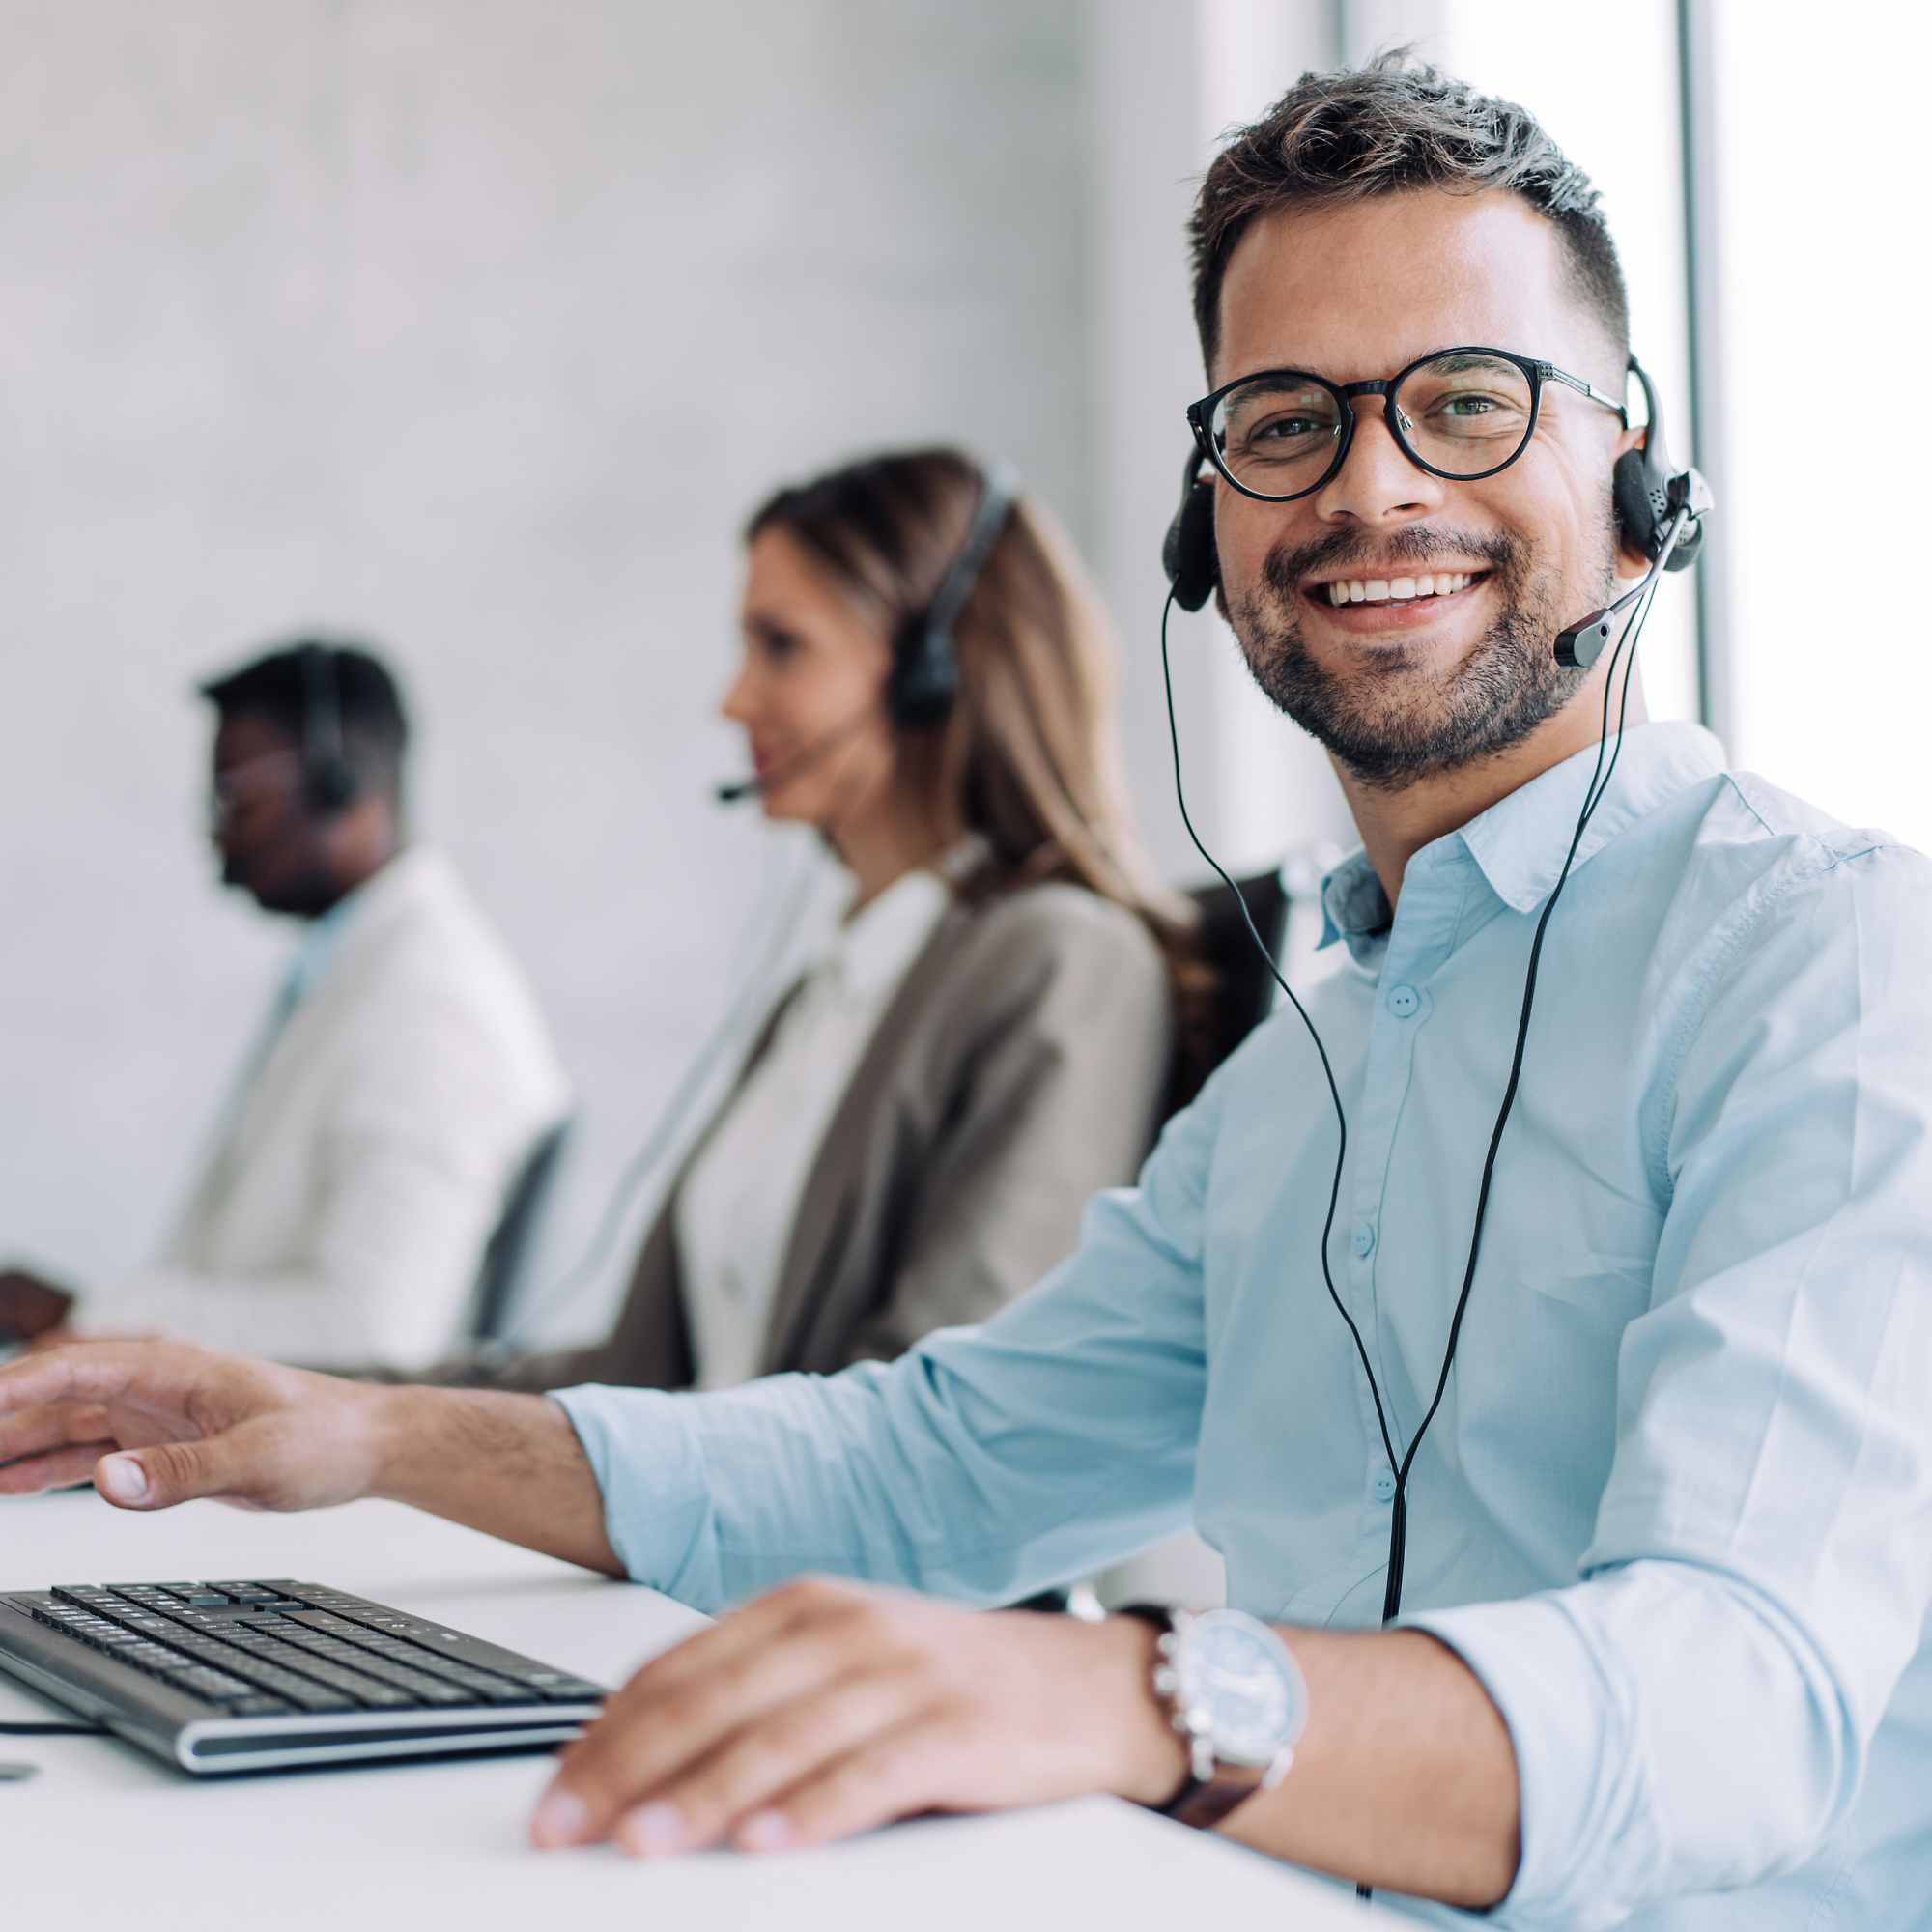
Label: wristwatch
xmin=1119 ymin=1604 xmax=1308 ymax=1829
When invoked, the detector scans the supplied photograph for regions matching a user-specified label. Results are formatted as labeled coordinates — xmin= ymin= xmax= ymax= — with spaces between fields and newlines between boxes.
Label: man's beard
xmin=1228 ymin=524 xmax=1606 ymax=792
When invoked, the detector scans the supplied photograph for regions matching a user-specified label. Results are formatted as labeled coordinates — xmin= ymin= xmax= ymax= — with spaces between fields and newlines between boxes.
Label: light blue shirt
xmin=557 ymin=724 xmax=1932 ymax=1930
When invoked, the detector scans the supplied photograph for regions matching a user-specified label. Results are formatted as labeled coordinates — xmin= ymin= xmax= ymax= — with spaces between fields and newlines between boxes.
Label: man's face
xmin=1211 ymin=189 xmax=1643 ymax=790
xmin=210 ymin=712 xmax=338 ymax=916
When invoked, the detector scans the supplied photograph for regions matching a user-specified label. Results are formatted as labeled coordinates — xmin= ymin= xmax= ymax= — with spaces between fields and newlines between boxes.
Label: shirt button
xmin=1386 ymin=983 xmax=1420 ymax=1018
xmin=1350 ymin=1221 xmax=1376 ymax=1257
xmin=1373 ymin=1470 xmax=1398 ymax=1504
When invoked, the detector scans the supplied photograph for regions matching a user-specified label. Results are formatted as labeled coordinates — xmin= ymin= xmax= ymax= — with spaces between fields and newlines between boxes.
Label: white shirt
xmin=676 ymin=865 xmax=952 ymax=1389
xmin=84 ymin=849 xmax=571 ymax=1370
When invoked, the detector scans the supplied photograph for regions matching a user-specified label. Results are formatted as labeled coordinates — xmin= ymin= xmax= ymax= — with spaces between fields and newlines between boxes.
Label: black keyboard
xmin=0 ymin=1577 xmax=606 ymax=1774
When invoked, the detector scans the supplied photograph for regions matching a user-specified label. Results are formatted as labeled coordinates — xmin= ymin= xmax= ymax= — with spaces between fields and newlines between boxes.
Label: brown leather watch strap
xmin=1163 ymin=1760 xmax=1268 ymax=1830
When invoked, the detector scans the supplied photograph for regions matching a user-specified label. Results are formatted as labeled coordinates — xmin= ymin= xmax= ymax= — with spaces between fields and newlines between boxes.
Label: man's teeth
xmin=1324 ymin=572 xmax=1475 ymax=607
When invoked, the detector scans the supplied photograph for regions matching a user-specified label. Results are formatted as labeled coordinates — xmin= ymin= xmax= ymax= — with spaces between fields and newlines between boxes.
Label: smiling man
xmin=6 ymin=63 xmax=1932 ymax=1929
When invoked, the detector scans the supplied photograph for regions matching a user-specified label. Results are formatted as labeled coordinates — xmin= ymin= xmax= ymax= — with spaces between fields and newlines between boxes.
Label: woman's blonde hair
xmin=746 ymin=448 xmax=1199 ymax=997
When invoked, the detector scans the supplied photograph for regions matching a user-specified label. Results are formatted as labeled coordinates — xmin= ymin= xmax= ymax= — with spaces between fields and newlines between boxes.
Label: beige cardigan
xmin=476 ymin=880 xmax=1172 ymax=1392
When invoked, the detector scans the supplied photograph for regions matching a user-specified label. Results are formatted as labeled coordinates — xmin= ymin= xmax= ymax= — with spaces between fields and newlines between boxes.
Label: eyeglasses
xmin=208 ymin=747 xmax=305 ymax=831
xmin=1187 ymin=347 xmax=1629 ymax=503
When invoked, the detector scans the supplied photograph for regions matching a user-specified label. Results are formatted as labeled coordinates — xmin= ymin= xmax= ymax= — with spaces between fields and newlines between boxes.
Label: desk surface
xmin=2 ymin=1488 xmax=1391 ymax=1927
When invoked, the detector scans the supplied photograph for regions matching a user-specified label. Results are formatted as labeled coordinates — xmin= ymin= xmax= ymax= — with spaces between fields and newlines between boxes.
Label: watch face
xmin=1177 ymin=1610 xmax=1306 ymax=1766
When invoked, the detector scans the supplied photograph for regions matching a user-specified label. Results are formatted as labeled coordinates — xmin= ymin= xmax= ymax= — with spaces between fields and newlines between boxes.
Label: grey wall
xmin=0 ymin=0 xmax=1101 ymax=1327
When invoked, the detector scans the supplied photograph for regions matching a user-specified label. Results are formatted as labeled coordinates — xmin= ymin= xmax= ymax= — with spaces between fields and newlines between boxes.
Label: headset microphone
xmin=1553 ymin=469 xmax=1712 ymax=666
xmin=712 ymin=705 xmax=883 ymax=807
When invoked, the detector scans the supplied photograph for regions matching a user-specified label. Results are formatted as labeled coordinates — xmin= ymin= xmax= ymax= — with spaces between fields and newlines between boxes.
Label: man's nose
xmin=1312 ymin=396 xmax=1443 ymax=526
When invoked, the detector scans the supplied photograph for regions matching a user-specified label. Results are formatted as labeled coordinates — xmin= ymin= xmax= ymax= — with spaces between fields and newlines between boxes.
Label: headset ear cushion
xmin=1612 ymin=444 xmax=1667 ymax=561
xmin=309 ymin=761 xmax=356 ymax=811
xmin=1162 ymin=477 xmax=1220 ymax=612
xmin=886 ymin=616 xmax=956 ymax=728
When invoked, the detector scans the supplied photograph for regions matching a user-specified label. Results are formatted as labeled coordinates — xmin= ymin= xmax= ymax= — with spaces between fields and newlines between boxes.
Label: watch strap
xmin=1164 ymin=1758 xmax=1269 ymax=1830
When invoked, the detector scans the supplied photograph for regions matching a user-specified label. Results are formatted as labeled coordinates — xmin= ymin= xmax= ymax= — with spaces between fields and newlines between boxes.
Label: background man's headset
xmin=297 ymin=642 xmax=359 ymax=814
xmin=1158 ymin=355 xmax=1713 ymax=1627
xmin=486 ymin=464 xmax=1023 ymax=1366
xmin=715 ymin=460 xmax=1022 ymax=802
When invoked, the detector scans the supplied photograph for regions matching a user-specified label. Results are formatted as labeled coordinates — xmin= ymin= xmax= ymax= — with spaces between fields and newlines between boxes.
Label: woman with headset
xmin=469 ymin=448 xmax=1194 ymax=1394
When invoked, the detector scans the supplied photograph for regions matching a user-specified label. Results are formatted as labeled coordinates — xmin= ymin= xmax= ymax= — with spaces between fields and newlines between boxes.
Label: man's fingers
xmin=605 ymin=1667 xmax=924 ymax=1856
xmin=0 ymin=1401 xmax=109 ymax=1465
xmin=0 ymin=1340 xmax=170 ymax=1419
xmin=0 ymin=1397 xmax=114 ymax=1493
xmin=537 ymin=1583 xmax=909 ymax=1845
xmin=731 ymin=1718 xmax=966 ymax=1854
xmin=0 ymin=1440 xmax=117 ymax=1495
xmin=94 ymin=1423 xmax=274 ymax=1511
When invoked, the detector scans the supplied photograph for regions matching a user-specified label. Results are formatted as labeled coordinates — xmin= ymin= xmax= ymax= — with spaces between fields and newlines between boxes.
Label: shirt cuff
xmin=1404 ymin=1587 xmax=1653 ymax=1932
xmin=550 ymin=1382 xmax=724 ymax=1605
xmin=1406 ymin=1561 xmax=1849 ymax=1931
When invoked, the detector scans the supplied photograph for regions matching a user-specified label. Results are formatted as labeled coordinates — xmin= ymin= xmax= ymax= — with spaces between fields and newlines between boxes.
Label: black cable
xmin=1380 ymin=577 xmax=1652 ymax=1619
xmin=1158 ymin=532 xmax=1675 ymax=1632
xmin=1160 ymin=593 xmax=1401 ymax=1492
xmin=0 ymin=1720 xmax=105 ymax=1735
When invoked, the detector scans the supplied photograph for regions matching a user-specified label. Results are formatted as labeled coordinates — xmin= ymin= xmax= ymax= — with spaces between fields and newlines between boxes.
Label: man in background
xmin=0 ymin=641 xmax=570 ymax=1371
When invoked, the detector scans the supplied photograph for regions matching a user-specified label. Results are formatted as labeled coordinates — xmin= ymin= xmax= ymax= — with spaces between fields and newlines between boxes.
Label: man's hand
xmin=0 ymin=1337 xmax=391 ymax=1508
xmin=0 ymin=1268 xmax=75 ymax=1344
xmin=531 ymin=1578 xmax=1187 ymax=1858
xmin=530 ymin=1579 xmax=1520 ymax=1905
xmin=0 ymin=1337 xmax=620 ymax=1574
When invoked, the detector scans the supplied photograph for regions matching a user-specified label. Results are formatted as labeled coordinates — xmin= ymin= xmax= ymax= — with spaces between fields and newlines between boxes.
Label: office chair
xmin=1161 ymin=867 xmax=1292 ymax=1121
xmin=466 ymin=1118 xmax=572 ymax=1344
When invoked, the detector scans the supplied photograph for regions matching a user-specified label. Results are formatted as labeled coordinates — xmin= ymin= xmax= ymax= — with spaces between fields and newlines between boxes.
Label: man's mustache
xmin=1260 ymin=525 xmax=1527 ymax=599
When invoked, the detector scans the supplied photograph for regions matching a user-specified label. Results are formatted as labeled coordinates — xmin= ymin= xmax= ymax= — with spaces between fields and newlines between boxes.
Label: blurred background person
xmin=0 ymin=642 xmax=571 ymax=1372
xmin=458 ymin=449 xmax=1191 ymax=1393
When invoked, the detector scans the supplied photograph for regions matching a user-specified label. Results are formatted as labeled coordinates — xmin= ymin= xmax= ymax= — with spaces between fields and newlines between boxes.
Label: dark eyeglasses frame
xmin=1186 ymin=346 xmax=1630 ymax=503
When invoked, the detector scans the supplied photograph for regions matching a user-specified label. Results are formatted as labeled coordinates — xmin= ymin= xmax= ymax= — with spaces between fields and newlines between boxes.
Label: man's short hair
xmin=1190 ymin=54 xmax=1629 ymax=378
xmin=199 ymin=640 xmax=410 ymax=803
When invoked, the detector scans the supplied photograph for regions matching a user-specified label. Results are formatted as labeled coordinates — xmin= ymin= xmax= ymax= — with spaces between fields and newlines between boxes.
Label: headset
xmin=715 ymin=460 xmax=1022 ymax=802
xmin=297 ymin=642 xmax=358 ymax=814
xmin=886 ymin=459 xmax=1022 ymax=726
xmin=1164 ymin=354 xmax=1708 ymax=641
xmin=1159 ymin=353 xmax=1712 ymax=1629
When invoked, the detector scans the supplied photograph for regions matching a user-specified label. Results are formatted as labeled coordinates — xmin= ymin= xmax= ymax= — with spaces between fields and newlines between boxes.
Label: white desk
xmin=2 ymin=1488 xmax=1391 ymax=1926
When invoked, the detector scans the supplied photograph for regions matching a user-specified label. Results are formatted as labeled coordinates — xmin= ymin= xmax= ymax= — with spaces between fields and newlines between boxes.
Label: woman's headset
xmin=1161 ymin=353 xmax=1711 ymax=661
xmin=884 ymin=460 xmax=1022 ymax=726
xmin=716 ymin=461 xmax=1023 ymax=803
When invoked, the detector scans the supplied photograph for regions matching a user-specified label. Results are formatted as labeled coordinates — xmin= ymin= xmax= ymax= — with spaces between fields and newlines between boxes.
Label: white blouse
xmin=674 ymin=865 xmax=952 ymax=1389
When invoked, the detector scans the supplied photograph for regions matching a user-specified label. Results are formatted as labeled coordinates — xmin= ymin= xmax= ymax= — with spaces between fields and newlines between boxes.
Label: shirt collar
xmin=829 ymin=864 xmax=952 ymax=1002
xmin=283 ymin=860 xmax=382 ymax=1007
xmin=1319 ymin=723 xmax=1727 ymax=962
